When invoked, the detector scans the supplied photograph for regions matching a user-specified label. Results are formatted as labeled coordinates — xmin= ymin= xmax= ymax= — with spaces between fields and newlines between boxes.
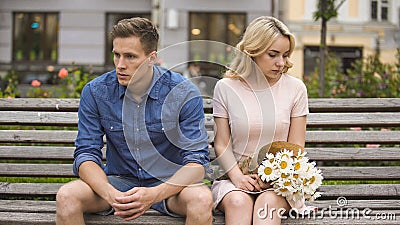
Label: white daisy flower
xmin=257 ymin=145 xmax=324 ymax=203
xmin=277 ymin=155 xmax=294 ymax=174
xmin=258 ymin=159 xmax=278 ymax=182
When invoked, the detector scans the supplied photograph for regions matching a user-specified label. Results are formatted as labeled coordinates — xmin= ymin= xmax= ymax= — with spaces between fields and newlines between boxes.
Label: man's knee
xmin=57 ymin=183 xmax=75 ymax=205
xmin=56 ymin=181 xmax=86 ymax=214
xmin=186 ymin=185 xmax=213 ymax=212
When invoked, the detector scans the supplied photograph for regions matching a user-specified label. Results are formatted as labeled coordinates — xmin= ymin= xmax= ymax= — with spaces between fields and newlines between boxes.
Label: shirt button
xmin=136 ymin=148 xmax=139 ymax=151
xmin=136 ymin=128 xmax=139 ymax=131
xmin=138 ymin=168 xmax=142 ymax=171
xmin=110 ymin=126 xmax=113 ymax=130
xmin=137 ymin=105 xmax=140 ymax=108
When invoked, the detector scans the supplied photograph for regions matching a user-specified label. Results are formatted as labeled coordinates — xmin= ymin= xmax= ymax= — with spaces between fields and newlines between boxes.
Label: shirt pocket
xmin=101 ymin=119 xmax=126 ymax=148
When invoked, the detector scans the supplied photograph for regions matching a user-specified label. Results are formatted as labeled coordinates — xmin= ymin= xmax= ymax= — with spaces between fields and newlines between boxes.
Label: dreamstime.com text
xmin=257 ymin=197 xmax=396 ymax=221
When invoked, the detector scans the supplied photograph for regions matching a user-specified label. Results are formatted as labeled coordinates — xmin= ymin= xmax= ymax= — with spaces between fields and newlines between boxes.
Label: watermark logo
xmin=257 ymin=196 xmax=397 ymax=221
xmin=336 ymin=196 xmax=347 ymax=207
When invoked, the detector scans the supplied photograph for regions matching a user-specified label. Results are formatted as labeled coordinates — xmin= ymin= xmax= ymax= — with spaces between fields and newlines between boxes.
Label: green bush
xmin=304 ymin=51 xmax=400 ymax=98
xmin=52 ymin=65 xmax=97 ymax=98
xmin=1 ymin=64 xmax=97 ymax=98
xmin=0 ymin=69 xmax=20 ymax=98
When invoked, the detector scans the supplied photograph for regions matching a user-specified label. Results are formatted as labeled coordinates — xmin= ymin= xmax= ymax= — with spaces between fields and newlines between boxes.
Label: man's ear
xmin=148 ymin=51 xmax=157 ymax=65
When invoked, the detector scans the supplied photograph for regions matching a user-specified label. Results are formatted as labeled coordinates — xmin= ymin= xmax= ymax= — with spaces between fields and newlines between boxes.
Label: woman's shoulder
xmin=281 ymin=74 xmax=307 ymax=89
xmin=216 ymin=77 xmax=242 ymax=87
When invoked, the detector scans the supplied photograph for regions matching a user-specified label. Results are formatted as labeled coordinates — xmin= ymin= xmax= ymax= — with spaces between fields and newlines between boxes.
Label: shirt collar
xmin=118 ymin=82 xmax=126 ymax=99
xmin=147 ymin=65 xmax=162 ymax=100
xmin=118 ymin=66 xmax=162 ymax=100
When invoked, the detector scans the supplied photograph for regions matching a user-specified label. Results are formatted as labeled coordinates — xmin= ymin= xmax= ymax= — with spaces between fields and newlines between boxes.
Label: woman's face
xmin=253 ymin=36 xmax=290 ymax=86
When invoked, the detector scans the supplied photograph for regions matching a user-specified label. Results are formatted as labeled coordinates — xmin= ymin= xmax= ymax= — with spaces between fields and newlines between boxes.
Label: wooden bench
xmin=0 ymin=97 xmax=399 ymax=224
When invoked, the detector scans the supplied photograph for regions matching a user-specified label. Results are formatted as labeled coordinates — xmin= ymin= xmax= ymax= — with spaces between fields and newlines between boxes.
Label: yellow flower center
xmin=280 ymin=188 xmax=288 ymax=192
xmin=284 ymin=181 xmax=291 ymax=186
xmin=310 ymin=176 xmax=315 ymax=184
xmin=269 ymin=158 xmax=274 ymax=163
xmin=293 ymin=174 xmax=299 ymax=179
xmin=280 ymin=161 xmax=287 ymax=169
xmin=281 ymin=173 xmax=289 ymax=178
xmin=294 ymin=162 xmax=301 ymax=170
xmin=264 ymin=167 xmax=272 ymax=175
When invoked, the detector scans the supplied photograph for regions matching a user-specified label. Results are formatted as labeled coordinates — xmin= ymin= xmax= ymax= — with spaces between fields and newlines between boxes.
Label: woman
xmin=211 ymin=16 xmax=309 ymax=225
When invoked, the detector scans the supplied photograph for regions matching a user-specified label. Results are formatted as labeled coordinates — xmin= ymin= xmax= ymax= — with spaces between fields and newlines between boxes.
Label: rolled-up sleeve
xmin=73 ymin=84 xmax=105 ymax=176
xmin=178 ymin=89 xmax=210 ymax=168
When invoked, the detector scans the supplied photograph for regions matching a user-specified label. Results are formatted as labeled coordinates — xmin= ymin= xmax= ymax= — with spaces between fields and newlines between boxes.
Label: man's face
xmin=112 ymin=36 xmax=154 ymax=86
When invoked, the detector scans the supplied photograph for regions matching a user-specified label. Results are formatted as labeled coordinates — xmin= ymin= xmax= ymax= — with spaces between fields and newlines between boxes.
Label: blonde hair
xmin=225 ymin=16 xmax=295 ymax=79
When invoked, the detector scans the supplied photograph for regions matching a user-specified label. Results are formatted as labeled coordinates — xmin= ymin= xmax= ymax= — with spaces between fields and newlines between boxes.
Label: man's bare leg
xmin=166 ymin=184 xmax=213 ymax=225
xmin=56 ymin=179 xmax=111 ymax=225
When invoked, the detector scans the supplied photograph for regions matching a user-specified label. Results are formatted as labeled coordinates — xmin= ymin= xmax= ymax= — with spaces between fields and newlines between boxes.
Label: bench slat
xmin=0 ymin=211 xmax=399 ymax=225
xmin=0 ymin=146 xmax=75 ymax=160
xmin=307 ymin=112 xmax=400 ymax=127
xmin=3 ymin=111 xmax=400 ymax=128
xmin=320 ymin=184 xmax=400 ymax=198
xmin=0 ymin=98 xmax=214 ymax=112
xmin=0 ymin=130 xmax=78 ymax=143
xmin=1 ymin=199 xmax=399 ymax=214
xmin=306 ymin=147 xmax=400 ymax=161
xmin=0 ymin=146 xmax=106 ymax=160
xmin=1 ymin=164 xmax=400 ymax=179
xmin=1 ymin=146 xmax=399 ymax=161
xmin=308 ymin=98 xmax=400 ymax=112
xmin=2 ymin=130 xmax=399 ymax=144
xmin=0 ymin=98 xmax=80 ymax=112
xmin=0 ymin=111 xmax=78 ymax=126
xmin=0 ymin=164 xmax=75 ymax=177
xmin=306 ymin=130 xmax=400 ymax=144
xmin=321 ymin=166 xmax=400 ymax=180
xmin=2 ymin=98 xmax=400 ymax=112
xmin=0 ymin=183 xmax=63 ymax=196
xmin=0 ymin=111 xmax=215 ymax=129
xmin=0 ymin=211 xmax=191 ymax=225
xmin=1 ymin=183 xmax=400 ymax=199
xmin=2 ymin=183 xmax=397 ymax=199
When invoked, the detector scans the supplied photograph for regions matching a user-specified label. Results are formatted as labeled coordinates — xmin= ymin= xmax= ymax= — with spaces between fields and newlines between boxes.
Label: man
xmin=56 ymin=17 xmax=213 ymax=225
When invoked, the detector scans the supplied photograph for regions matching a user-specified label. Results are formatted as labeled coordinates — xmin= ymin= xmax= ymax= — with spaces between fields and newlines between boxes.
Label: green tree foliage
xmin=313 ymin=0 xmax=345 ymax=97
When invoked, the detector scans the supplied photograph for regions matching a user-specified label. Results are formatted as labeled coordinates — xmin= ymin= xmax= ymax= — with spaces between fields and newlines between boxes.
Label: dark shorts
xmin=96 ymin=175 xmax=181 ymax=217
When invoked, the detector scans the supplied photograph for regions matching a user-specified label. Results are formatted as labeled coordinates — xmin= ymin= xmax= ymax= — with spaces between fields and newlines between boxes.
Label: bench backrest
xmin=0 ymin=98 xmax=400 ymax=210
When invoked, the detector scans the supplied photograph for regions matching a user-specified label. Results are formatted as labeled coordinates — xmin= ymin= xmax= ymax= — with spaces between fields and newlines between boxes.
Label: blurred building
xmin=0 ymin=0 xmax=272 ymax=84
xmin=0 ymin=0 xmax=399 ymax=84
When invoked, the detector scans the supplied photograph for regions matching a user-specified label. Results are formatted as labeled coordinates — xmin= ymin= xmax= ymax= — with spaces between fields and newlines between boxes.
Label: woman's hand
xmin=231 ymin=173 xmax=262 ymax=192
xmin=256 ymin=175 xmax=271 ymax=190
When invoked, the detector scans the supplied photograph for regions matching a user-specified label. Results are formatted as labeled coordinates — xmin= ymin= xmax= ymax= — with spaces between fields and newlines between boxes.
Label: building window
xmin=189 ymin=12 xmax=246 ymax=77
xmin=105 ymin=13 xmax=151 ymax=66
xmin=13 ymin=12 xmax=58 ymax=63
xmin=303 ymin=46 xmax=363 ymax=76
xmin=371 ymin=0 xmax=389 ymax=21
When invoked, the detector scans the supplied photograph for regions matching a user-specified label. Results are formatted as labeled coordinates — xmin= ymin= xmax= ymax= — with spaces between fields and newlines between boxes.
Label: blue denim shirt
xmin=73 ymin=65 xmax=210 ymax=182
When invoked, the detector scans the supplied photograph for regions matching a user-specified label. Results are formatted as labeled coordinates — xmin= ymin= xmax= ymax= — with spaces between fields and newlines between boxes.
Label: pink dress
xmin=211 ymin=74 xmax=309 ymax=210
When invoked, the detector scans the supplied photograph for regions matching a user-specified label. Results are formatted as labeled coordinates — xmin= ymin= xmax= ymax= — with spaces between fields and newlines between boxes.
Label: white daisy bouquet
xmin=257 ymin=141 xmax=323 ymax=203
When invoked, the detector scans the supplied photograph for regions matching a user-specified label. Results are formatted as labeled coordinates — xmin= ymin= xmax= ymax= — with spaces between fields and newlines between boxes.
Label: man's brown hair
xmin=111 ymin=17 xmax=159 ymax=55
